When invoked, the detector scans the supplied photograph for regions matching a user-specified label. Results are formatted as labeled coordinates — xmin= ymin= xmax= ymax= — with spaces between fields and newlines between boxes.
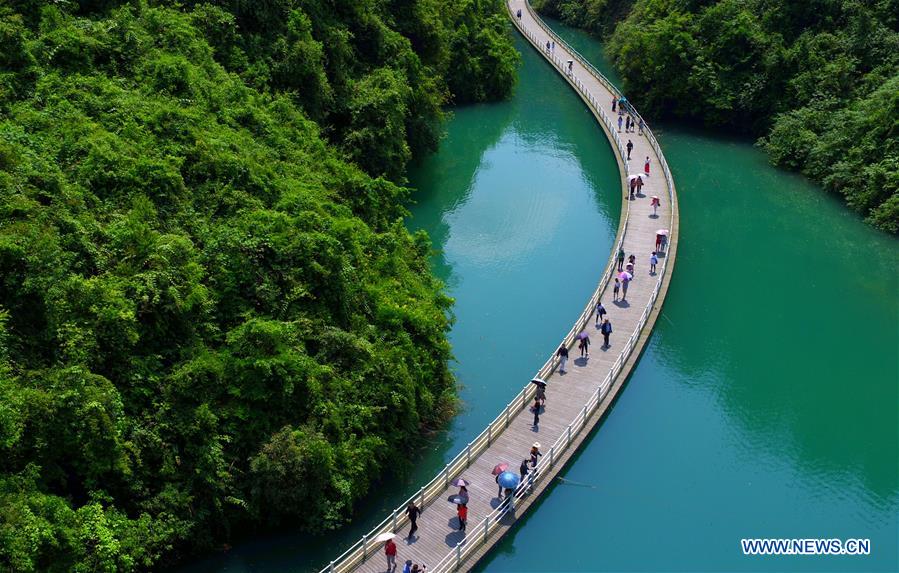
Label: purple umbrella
xmin=451 ymin=477 xmax=470 ymax=487
xmin=577 ymin=331 xmax=589 ymax=340
xmin=619 ymin=271 xmax=632 ymax=281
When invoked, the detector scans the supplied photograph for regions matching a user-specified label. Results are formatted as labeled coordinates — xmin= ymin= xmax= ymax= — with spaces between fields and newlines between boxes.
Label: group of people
xmin=384 ymin=538 xmax=427 ymax=573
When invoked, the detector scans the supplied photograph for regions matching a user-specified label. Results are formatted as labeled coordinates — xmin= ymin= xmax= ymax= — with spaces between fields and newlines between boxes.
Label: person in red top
xmin=385 ymin=539 xmax=397 ymax=572
xmin=457 ymin=503 xmax=468 ymax=532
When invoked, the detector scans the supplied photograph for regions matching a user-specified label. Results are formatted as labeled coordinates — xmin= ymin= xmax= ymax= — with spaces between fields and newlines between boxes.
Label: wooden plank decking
xmin=322 ymin=2 xmax=680 ymax=571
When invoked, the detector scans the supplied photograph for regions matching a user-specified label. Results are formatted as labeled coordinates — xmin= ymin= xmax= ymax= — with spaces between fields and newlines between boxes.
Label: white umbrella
xmin=656 ymin=229 xmax=669 ymax=236
xmin=627 ymin=174 xmax=644 ymax=182
xmin=374 ymin=532 xmax=396 ymax=543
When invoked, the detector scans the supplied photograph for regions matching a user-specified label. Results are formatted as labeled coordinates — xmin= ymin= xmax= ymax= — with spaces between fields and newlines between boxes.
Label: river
xmin=181 ymin=17 xmax=898 ymax=573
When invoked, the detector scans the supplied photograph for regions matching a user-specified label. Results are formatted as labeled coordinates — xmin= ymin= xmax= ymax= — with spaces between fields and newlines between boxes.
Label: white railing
xmin=319 ymin=3 xmax=677 ymax=571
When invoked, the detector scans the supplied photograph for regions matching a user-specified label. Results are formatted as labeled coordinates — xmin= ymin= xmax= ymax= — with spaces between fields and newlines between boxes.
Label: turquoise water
xmin=474 ymin=19 xmax=899 ymax=573
xmin=181 ymin=18 xmax=899 ymax=573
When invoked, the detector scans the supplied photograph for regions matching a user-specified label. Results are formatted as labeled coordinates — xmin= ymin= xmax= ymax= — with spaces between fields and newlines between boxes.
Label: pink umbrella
xmin=492 ymin=463 xmax=509 ymax=476
xmin=619 ymin=271 xmax=632 ymax=281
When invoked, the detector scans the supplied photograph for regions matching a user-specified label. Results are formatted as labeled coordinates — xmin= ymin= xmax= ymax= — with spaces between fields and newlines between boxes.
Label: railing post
xmin=521 ymin=391 xmax=526 ymax=410
xmin=419 ymin=487 xmax=424 ymax=510
xmin=505 ymin=405 xmax=510 ymax=427
xmin=455 ymin=542 xmax=462 ymax=569
xmin=567 ymin=424 xmax=572 ymax=446
xmin=444 ymin=464 xmax=449 ymax=487
xmin=583 ymin=405 xmax=587 ymax=425
xmin=362 ymin=534 xmax=368 ymax=559
xmin=484 ymin=514 xmax=490 ymax=542
xmin=549 ymin=445 xmax=555 ymax=468
xmin=488 ymin=424 xmax=492 ymax=445
xmin=466 ymin=442 xmax=472 ymax=466
xmin=392 ymin=509 xmax=397 ymax=532
xmin=329 ymin=561 xmax=335 ymax=573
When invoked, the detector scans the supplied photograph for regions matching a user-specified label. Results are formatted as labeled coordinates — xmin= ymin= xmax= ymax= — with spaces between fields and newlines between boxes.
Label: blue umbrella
xmin=497 ymin=471 xmax=520 ymax=489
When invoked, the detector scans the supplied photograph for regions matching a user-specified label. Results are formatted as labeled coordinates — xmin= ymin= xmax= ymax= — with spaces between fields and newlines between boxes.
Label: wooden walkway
xmin=321 ymin=2 xmax=679 ymax=571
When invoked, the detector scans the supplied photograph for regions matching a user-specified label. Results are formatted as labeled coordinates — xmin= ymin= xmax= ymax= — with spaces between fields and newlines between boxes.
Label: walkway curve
xmin=320 ymin=2 xmax=679 ymax=571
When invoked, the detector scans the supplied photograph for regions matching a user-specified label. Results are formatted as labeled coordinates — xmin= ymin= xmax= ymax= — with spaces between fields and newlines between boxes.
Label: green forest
xmin=535 ymin=0 xmax=899 ymax=232
xmin=0 ymin=0 xmax=518 ymax=570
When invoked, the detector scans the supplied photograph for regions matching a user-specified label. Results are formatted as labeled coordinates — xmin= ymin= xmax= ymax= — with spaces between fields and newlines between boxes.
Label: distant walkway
xmin=320 ymin=2 xmax=679 ymax=571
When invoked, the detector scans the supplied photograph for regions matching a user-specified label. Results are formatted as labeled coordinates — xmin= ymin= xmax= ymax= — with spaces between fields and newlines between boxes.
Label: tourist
xmin=613 ymin=277 xmax=620 ymax=301
xmin=625 ymin=116 xmax=631 ymax=132
xmin=621 ymin=274 xmax=630 ymax=301
xmin=644 ymin=157 xmax=651 ymax=176
xmin=638 ymin=118 xmax=644 ymax=134
xmin=385 ymin=538 xmax=398 ymax=572
xmin=628 ymin=254 xmax=636 ymax=269
xmin=635 ymin=175 xmax=644 ymax=195
xmin=551 ymin=41 xmax=555 ymax=52
xmin=612 ymin=97 xmax=616 ymax=112
xmin=655 ymin=233 xmax=663 ymax=252
xmin=578 ymin=333 xmax=590 ymax=357
xmin=403 ymin=560 xmax=413 ymax=573
xmin=629 ymin=177 xmax=637 ymax=199
xmin=530 ymin=443 xmax=543 ymax=467
xmin=517 ymin=9 xmax=521 ymax=19
xmin=457 ymin=485 xmax=469 ymax=505
xmin=601 ymin=318 xmax=613 ymax=348
xmin=650 ymin=252 xmax=658 ymax=274
xmin=626 ymin=139 xmax=633 ymax=160
xmin=519 ymin=458 xmax=529 ymax=485
xmin=617 ymin=247 xmax=626 ymax=271
xmin=535 ymin=384 xmax=546 ymax=407
xmin=595 ymin=300 xmax=607 ymax=325
xmin=567 ymin=60 xmax=573 ymax=74
xmin=651 ymin=195 xmax=660 ymax=216
xmin=457 ymin=503 xmax=467 ymax=532
xmin=557 ymin=344 xmax=569 ymax=373
xmin=411 ymin=565 xmax=426 ymax=573
xmin=405 ymin=502 xmax=420 ymax=539
xmin=532 ymin=397 xmax=540 ymax=427
xmin=617 ymin=115 xmax=623 ymax=132
xmin=629 ymin=115 xmax=636 ymax=132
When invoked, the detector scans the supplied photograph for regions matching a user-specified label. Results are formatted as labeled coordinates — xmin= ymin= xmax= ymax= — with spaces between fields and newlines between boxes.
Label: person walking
xmin=595 ymin=300 xmax=607 ymax=325
xmin=636 ymin=175 xmax=644 ymax=196
xmin=617 ymin=247 xmax=625 ymax=271
xmin=628 ymin=254 xmax=636 ymax=271
xmin=621 ymin=274 xmax=630 ymax=301
xmin=617 ymin=115 xmax=623 ymax=132
xmin=495 ymin=473 xmax=504 ymax=499
xmin=625 ymin=116 xmax=631 ymax=132
xmin=626 ymin=139 xmax=633 ymax=160
xmin=650 ymin=251 xmax=658 ymax=274
xmin=600 ymin=318 xmax=613 ymax=348
xmin=612 ymin=96 xmax=616 ymax=112
xmin=638 ymin=118 xmax=644 ymax=135
xmin=519 ymin=459 xmax=529 ymax=485
xmin=644 ymin=157 xmax=651 ymax=176
xmin=405 ymin=502 xmax=420 ymax=539
xmin=651 ymin=195 xmax=660 ymax=216
xmin=551 ymin=41 xmax=555 ymax=52
xmin=457 ymin=503 xmax=467 ymax=532
xmin=517 ymin=8 xmax=521 ymax=19
xmin=385 ymin=538 xmax=398 ymax=573
xmin=403 ymin=560 xmax=414 ymax=573
xmin=629 ymin=177 xmax=637 ymax=200
xmin=557 ymin=344 xmax=569 ymax=373
xmin=578 ymin=333 xmax=590 ymax=357
xmin=532 ymin=397 xmax=540 ymax=428
xmin=567 ymin=60 xmax=573 ymax=74
xmin=613 ymin=277 xmax=620 ymax=301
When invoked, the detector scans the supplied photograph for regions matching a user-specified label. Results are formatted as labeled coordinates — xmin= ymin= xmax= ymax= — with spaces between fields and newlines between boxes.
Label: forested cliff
xmin=0 ymin=0 xmax=518 ymax=570
xmin=535 ymin=0 xmax=898 ymax=232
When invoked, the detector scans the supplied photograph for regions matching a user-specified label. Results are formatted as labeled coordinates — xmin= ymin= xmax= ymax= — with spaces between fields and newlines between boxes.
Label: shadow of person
xmin=490 ymin=497 xmax=502 ymax=509
xmin=649 ymin=213 xmax=659 ymax=219
xmin=405 ymin=534 xmax=418 ymax=545
xmin=574 ymin=356 xmax=588 ymax=367
xmin=444 ymin=528 xmax=465 ymax=548
xmin=614 ymin=299 xmax=630 ymax=308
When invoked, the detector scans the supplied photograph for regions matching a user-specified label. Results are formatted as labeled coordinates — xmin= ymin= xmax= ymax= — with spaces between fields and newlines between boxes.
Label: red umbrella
xmin=492 ymin=463 xmax=509 ymax=476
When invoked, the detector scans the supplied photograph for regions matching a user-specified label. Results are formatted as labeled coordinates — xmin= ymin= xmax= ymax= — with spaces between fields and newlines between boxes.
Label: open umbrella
xmin=618 ymin=271 xmax=632 ymax=281
xmin=530 ymin=378 xmax=547 ymax=389
xmin=627 ymin=174 xmax=643 ymax=182
xmin=497 ymin=471 xmax=520 ymax=489
xmin=656 ymin=229 xmax=669 ymax=236
xmin=448 ymin=493 xmax=468 ymax=505
xmin=492 ymin=463 xmax=509 ymax=476
xmin=577 ymin=331 xmax=589 ymax=340
xmin=374 ymin=532 xmax=396 ymax=543
xmin=451 ymin=477 xmax=470 ymax=487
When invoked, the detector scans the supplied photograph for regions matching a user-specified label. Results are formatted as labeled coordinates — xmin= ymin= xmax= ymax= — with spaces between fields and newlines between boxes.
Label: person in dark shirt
xmin=405 ymin=502 xmax=420 ymax=539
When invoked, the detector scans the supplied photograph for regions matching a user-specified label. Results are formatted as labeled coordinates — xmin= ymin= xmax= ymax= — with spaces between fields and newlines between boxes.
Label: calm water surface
xmin=475 ymin=19 xmax=899 ymax=573
xmin=182 ymin=19 xmax=898 ymax=573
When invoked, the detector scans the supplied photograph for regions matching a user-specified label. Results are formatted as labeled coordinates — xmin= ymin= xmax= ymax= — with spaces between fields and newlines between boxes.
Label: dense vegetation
xmin=0 ymin=0 xmax=518 ymax=570
xmin=535 ymin=0 xmax=899 ymax=232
